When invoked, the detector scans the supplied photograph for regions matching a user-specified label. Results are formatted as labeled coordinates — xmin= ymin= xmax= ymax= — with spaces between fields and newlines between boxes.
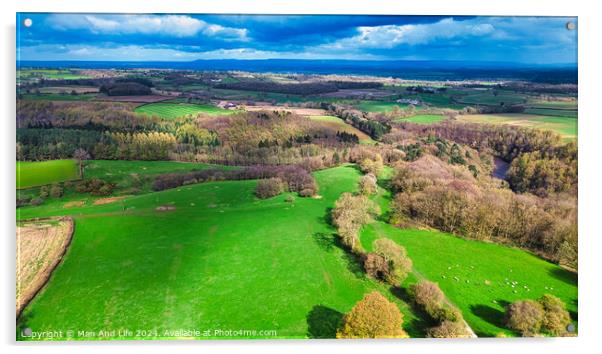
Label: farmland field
xmin=397 ymin=114 xmax=446 ymax=125
xmin=357 ymin=101 xmax=409 ymax=113
xmin=17 ymin=160 xmax=80 ymax=189
xmin=456 ymin=91 xmax=527 ymax=106
xmin=524 ymin=108 xmax=578 ymax=118
xmin=16 ymin=165 xmax=426 ymax=340
xmin=360 ymin=224 xmax=578 ymax=337
xmin=309 ymin=115 xmax=374 ymax=143
xmin=20 ymin=93 xmax=98 ymax=101
xmin=135 ymin=102 xmax=236 ymax=119
xmin=457 ymin=113 xmax=577 ymax=141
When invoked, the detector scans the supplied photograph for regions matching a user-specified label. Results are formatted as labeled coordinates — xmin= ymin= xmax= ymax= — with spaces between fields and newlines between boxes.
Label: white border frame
xmin=3 ymin=1 xmax=600 ymax=354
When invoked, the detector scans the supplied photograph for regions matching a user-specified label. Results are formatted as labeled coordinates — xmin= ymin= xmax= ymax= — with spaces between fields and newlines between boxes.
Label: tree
xmin=363 ymin=253 xmax=389 ymax=280
xmin=359 ymin=154 xmax=384 ymax=176
xmin=337 ymin=291 xmax=408 ymax=338
xmin=373 ymin=238 xmax=412 ymax=286
xmin=359 ymin=173 xmax=377 ymax=195
xmin=73 ymin=148 xmax=90 ymax=179
xmin=331 ymin=193 xmax=379 ymax=253
xmin=505 ymin=299 xmax=544 ymax=336
xmin=539 ymin=294 xmax=571 ymax=336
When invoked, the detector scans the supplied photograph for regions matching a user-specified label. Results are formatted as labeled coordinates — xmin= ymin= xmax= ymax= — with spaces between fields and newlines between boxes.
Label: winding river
xmin=492 ymin=157 xmax=510 ymax=180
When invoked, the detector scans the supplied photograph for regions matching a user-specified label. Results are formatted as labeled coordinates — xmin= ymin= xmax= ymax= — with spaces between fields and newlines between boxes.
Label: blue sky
xmin=17 ymin=14 xmax=577 ymax=64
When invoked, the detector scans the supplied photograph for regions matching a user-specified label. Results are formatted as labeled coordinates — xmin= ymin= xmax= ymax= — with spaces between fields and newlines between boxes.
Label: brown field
xmin=16 ymin=217 xmax=74 ymax=316
xmin=93 ymin=196 xmax=128 ymax=205
xmin=39 ymin=86 xmax=100 ymax=94
xmin=94 ymin=95 xmax=170 ymax=103
xmin=309 ymin=115 xmax=373 ymax=143
xmin=244 ymin=105 xmax=327 ymax=116
xmin=63 ymin=200 xmax=85 ymax=208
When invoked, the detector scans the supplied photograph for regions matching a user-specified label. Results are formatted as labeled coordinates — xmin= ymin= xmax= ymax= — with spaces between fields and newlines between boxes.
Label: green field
xmin=17 ymin=165 xmax=426 ymax=340
xmin=17 ymin=160 xmax=80 ymax=189
xmin=457 ymin=114 xmax=577 ymax=141
xmin=18 ymin=69 xmax=90 ymax=81
xmin=397 ymin=115 xmax=446 ymax=125
xmin=135 ymin=103 xmax=236 ymax=119
xmin=17 ymin=160 xmax=238 ymax=209
xmin=524 ymin=108 xmax=578 ymax=118
xmin=360 ymin=224 xmax=578 ymax=337
xmin=356 ymin=101 xmax=408 ymax=113
xmin=457 ymin=91 xmax=527 ymax=106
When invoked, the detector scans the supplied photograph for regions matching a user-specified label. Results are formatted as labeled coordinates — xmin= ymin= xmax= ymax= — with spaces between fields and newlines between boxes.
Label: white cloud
xmin=321 ymin=18 xmax=498 ymax=50
xmin=19 ymin=44 xmax=382 ymax=61
xmin=46 ymin=14 xmax=248 ymax=40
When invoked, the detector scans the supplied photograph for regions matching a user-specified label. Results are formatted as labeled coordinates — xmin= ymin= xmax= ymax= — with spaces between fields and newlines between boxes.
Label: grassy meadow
xmin=135 ymin=103 xmax=236 ymax=119
xmin=17 ymin=160 xmax=80 ymax=189
xmin=397 ymin=114 xmax=446 ymax=125
xmin=360 ymin=224 xmax=578 ymax=337
xmin=17 ymin=165 xmax=426 ymax=340
xmin=457 ymin=114 xmax=577 ymax=141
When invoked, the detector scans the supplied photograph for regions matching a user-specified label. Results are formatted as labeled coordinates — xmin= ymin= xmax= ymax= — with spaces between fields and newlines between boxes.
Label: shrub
xmin=76 ymin=178 xmax=116 ymax=196
xmin=432 ymin=304 xmax=463 ymax=323
xmin=505 ymin=299 xmax=544 ymax=336
xmin=30 ymin=197 xmax=44 ymax=206
xmin=538 ymin=294 xmax=571 ymax=336
xmin=39 ymin=185 xmax=49 ymax=199
xmin=359 ymin=173 xmax=378 ymax=195
xmin=49 ymin=183 xmax=63 ymax=198
xmin=427 ymin=320 xmax=471 ymax=338
xmin=17 ymin=196 xmax=31 ymax=208
xmin=285 ymin=195 xmax=295 ymax=203
xmin=336 ymin=291 xmax=408 ymax=339
xmin=299 ymin=188 xmax=316 ymax=198
xmin=255 ymin=178 xmax=285 ymax=199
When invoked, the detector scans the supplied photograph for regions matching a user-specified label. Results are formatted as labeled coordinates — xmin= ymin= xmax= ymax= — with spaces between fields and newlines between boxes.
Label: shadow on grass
xmin=311 ymin=231 xmax=365 ymax=279
xmin=322 ymin=207 xmax=333 ymax=226
xmin=390 ymin=286 xmax=435 ymax=337
xmin=312 ymin=232 xmax=337 ymax=253
xmin=470 ymin=304 xmax=506 ymax=336
xmin=306 ymin=305 xmax=344 ymax=339
xmin=549 ymin=267 xmax=578 ymax=286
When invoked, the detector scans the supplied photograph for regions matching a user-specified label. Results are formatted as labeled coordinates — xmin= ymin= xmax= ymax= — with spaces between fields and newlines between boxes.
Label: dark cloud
xmin=16 ymin=14 xmax=577 ymax=64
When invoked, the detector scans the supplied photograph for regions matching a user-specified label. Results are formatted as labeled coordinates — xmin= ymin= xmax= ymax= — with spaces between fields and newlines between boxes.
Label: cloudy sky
xmin=17 ymin=14 xmax=577 ymax=64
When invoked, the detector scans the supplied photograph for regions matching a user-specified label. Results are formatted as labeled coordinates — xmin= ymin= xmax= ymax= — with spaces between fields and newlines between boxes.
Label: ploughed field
xmin=17 ymin=160 xmax=80 ymax=189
